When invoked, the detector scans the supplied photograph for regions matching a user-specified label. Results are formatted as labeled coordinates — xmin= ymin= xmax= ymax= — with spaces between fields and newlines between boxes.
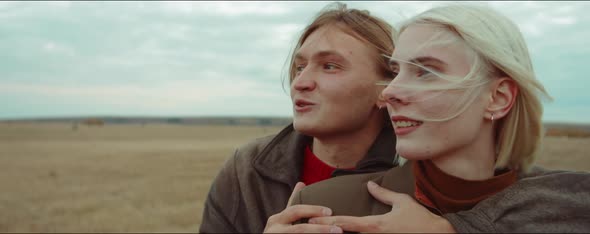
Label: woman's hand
xmin=308 ymin=181 xmax=456 ymax=233
xmin=263 ymin=182 xmax=343 ymax=233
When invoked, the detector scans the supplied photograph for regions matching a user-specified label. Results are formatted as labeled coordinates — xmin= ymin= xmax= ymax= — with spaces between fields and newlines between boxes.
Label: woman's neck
xmin=431 ymin=125 xmax=497 ymax=181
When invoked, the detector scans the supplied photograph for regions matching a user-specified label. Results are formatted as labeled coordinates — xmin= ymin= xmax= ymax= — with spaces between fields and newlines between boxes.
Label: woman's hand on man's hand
xmin=308 ymin=181 xmax=456 ymax=233
xmin=263 ymin=182 xmax=343 ymax=233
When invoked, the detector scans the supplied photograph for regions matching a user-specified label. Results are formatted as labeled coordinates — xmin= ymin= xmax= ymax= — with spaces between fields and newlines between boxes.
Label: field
xmin=0 ymin=123 xmax=589 ymax=232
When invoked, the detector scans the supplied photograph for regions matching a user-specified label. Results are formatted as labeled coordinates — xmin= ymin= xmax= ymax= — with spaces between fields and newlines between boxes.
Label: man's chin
xmin=293 ymin=120 xmax=317 ymax=135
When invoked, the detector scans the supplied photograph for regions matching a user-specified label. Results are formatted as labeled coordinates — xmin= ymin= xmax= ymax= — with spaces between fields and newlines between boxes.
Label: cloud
xmin=0 ymin=78 xmax=291 ymax=117
xmin=160 ymin=1 xmax=290 ymax=16
xmin=0 ymin=1 xmax=589 ymax=122
xmin=42 ymin=41 xmax=76 ymax=56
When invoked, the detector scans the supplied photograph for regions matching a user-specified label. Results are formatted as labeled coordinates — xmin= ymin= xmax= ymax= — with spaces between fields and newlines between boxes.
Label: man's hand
xmin=308 ymin=181 xmax=456 ymax=233
xmin=263 ymin=182 xmax=343 ymax=233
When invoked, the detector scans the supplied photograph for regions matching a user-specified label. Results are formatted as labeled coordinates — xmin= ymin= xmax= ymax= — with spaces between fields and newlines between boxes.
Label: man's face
xmin=291 ymin=25 xmax=384 ymax=137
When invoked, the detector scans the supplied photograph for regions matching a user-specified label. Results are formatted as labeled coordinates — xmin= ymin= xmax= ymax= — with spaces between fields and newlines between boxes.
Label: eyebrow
xmin=389 ymin=56 xmax=448 ymax=68
xmin=412 ymin=56 xmax=448 ymax=67
xmin=295 ymin=50 xmax=349 ymax=64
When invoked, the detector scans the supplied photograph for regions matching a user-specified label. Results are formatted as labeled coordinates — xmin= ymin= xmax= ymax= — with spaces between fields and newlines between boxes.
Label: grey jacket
xmin=445 ymin=166 xmax=590 ymax=232
xmin=199 ymin=124 xmax=398 ymax=233
xmin=293 ymin=160 xmax=590 ymax=232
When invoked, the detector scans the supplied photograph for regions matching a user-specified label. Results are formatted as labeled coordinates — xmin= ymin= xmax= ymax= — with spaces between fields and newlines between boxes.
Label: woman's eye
xmin=392 ymin=68 xmax=400 ymax=78
xmin=389 ymin=65 xmax=400 ymax=79
xmin=417 ymin=68 xmax=430 ymax=76
xmin=377 ymin=77 xmax=394 ymax=86
xmin=417 ymin=67 xmax=436 ymax=79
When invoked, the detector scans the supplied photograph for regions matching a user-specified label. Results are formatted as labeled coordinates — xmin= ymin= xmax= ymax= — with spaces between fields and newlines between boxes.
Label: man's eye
xmin=295 ymin=65 xmax=305 ymax=74
xmin=323 ymin=63 xmax=338 ymax=70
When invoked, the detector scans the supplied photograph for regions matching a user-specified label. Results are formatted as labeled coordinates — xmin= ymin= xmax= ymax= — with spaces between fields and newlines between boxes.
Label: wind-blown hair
xmin=392 ymin=4 xmax=552 ymax=172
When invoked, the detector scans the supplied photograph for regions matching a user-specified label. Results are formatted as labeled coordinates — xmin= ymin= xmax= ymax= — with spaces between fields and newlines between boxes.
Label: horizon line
xmin=1 ymin=115 xmax=589 ymax=126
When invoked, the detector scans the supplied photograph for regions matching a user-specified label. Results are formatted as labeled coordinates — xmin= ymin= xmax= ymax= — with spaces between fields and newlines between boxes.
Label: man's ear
xmin=376 ymin=99 xmax=387 ymax=110
xmin=376 ymin=88 xmax=387 ymax=110
xmin=486 ymin=77 xmax=518 ymax=120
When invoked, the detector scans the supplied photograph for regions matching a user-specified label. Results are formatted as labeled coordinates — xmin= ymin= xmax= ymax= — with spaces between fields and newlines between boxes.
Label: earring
xmin=491 ymin=113 xmax=495 ymax=122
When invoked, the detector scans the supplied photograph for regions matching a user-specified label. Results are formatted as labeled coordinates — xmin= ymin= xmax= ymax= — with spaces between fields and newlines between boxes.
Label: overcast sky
xmin=1 ymin=1 xmax=588 ymax=123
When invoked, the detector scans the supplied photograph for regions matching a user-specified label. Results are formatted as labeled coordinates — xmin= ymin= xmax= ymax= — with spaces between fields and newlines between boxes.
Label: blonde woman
xmin=292 ymin=4 xmax=590 ymax=233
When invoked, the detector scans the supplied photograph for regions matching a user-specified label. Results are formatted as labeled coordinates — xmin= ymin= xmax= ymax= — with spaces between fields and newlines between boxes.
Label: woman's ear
xmin=486 ymin=77 xmax=518 ymax=120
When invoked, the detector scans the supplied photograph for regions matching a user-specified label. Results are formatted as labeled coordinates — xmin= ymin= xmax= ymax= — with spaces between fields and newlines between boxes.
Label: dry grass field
xmin=0 ymin=123 xmax=588 ymax=232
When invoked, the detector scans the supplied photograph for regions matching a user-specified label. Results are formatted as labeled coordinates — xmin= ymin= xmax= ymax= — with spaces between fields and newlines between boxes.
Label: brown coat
xmin=199 ymin=124 xmax=399 ymax=233
xmin=292 ymin=161 xmax=590 ymax=232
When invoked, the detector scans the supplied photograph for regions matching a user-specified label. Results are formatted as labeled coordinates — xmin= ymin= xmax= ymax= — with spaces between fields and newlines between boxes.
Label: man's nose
xmin=292 ymin=68 xmax=316 ymax=92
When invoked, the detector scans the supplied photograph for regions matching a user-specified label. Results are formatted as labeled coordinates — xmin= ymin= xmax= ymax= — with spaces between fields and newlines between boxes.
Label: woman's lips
xmin=390 ymin=116 xmax=423 ymax=135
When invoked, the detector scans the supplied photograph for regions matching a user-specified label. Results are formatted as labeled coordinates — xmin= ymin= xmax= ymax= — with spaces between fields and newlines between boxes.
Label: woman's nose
xmin=381 ymin=80 xmax=407 ymax=105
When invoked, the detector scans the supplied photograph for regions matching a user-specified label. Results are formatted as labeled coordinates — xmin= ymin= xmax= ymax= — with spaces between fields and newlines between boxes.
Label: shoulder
xmin=485 ymin=166 xmax=590 ymax=201
xmin=201 ymin=128 xmax=295 ymax=232
xmin=511 ymin=166 xmax=590 ymax=198
xmin=210 ymin=124 xmax=303 ymax=196
xmin=302 ymin=171 xmax=385 ymax=196
xmin=213 ymin=132 xmax=284 ymax=184
xmin=495 ymin=166 xmax=590 ymax=209
xmin=452 ymin=167 xmax=590 ymax=232
xmin=293 ymin=171 xmax=388 ymax=217
xmin=233 ymin=124 xmax=299 ymax=164
xmin=233 ymin=133 xmax=278 ymax=162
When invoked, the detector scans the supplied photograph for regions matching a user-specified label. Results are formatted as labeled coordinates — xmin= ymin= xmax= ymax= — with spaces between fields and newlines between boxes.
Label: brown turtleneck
xmin=413 ymin=159 xmax=518 ymax=214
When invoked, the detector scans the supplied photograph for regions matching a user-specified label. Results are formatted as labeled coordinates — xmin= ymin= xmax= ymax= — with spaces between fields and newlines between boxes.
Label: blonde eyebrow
xmin=409 ymin=56 xmax=448 ymax=68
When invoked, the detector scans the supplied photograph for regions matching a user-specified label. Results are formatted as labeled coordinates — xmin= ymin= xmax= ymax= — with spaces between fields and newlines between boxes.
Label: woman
xmin=292 ymin=4 xmax=590 ymax=233
xmin=200 ymin=2 xmax=399 ymax=233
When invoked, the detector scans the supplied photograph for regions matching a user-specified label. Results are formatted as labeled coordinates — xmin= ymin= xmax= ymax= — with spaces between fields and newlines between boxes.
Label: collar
xmin=252 ymin=124 xmax=311 ymax=187
xmin=252 ymin=124 xmax=398 ymax=187
xmin=413 ymin=159 xmax=518 ymax=214
xmin=332 ymin=126 xmax=399 ymax=177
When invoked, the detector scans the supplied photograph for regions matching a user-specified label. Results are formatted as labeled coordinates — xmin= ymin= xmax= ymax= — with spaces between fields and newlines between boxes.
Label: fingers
xmin=269 ymin=204 xmax=332 ymax=225
xmin=283 ymin=224 xmax=343 ymax=233
xmin=264 ymin=205 xmax=340 ymax=233
xmin=367 ymin=181 xmax=408 ymax=206
xmin=287 ymin=182 xmax=306 ymax=208
xmin=309 ymin=216 xmax=379 ymax=233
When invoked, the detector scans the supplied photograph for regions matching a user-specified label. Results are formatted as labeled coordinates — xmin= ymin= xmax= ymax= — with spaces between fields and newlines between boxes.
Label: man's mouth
xmin=295 ymin=99 xmax=314 ymax=107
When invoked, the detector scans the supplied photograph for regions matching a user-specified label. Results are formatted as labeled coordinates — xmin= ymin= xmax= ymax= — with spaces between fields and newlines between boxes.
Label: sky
xmin=1 ymin=1 xmax=588 ymax=123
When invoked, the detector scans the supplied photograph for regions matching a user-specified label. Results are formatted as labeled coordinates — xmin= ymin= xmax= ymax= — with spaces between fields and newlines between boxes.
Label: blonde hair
xmin=396 ymin=4 xmax=552 ymax=172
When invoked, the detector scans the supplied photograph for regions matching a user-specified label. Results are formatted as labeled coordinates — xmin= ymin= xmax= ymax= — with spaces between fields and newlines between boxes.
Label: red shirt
xmin=413 ymin=159 xmax=517 ymax=214
xmin=300 ymin=145 xmax=354 ymax=185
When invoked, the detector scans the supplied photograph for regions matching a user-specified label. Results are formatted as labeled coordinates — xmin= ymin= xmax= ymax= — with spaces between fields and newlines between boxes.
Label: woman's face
xmin=291 ymin=25 xmax=385 ymax=137
xmin=382 ymin=24 xmax=492 ymax=161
